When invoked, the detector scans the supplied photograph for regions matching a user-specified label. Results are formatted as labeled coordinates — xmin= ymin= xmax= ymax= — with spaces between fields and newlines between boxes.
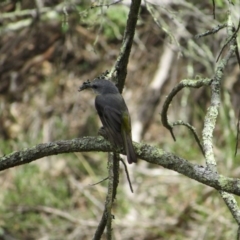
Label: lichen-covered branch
xmin=202 ymin=17 xmax=236 ymax=169
xmin=1 ymin=136 xmax=240 ymax=196
xmin=161 ymin=78 xmax=212 ymax=140
xmin=220 ymin=191 xmax=240 ymax=228
xmin=201 ymin=13 xmax=240 ymax=231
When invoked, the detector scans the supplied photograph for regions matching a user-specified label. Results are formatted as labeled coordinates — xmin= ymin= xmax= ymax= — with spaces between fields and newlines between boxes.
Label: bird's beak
xmin=78 ymin=80 xmax=92 ymax=92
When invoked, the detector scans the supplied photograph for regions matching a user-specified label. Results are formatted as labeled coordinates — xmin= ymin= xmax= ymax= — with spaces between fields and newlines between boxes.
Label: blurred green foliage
xmin=103 ymin=5 xmax=128 ymax=40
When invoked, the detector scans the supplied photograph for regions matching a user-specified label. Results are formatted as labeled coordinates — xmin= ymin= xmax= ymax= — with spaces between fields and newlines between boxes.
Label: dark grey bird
xmin=78 ymin=77 xmax=137 ymax=164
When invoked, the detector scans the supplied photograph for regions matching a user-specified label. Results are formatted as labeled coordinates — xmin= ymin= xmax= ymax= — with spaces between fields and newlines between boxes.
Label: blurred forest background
xmin=0 ymin=0 xmax=240 ymax=239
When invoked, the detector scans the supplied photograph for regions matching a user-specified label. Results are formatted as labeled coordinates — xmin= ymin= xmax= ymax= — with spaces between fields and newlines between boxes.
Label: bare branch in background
xmin=161 ymin=78 xmax=212 ymax=140
xmin=194 ymin=24 xmax=227 ymax=38
xmin=172 ymin=120 xmax=204 ymax=155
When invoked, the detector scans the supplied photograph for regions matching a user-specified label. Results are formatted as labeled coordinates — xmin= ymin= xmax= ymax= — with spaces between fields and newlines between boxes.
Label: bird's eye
xmin=92 ymin=84 xmax=97 ymax=89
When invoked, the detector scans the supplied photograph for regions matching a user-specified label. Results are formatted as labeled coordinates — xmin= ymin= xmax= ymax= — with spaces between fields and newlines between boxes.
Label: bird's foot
xmin=98 ymin=127 xmax=108 ymax=140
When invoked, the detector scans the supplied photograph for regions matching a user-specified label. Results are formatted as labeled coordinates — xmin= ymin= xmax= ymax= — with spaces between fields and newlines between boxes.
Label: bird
xmin=78 ymin=77 xmax=137 ymax=164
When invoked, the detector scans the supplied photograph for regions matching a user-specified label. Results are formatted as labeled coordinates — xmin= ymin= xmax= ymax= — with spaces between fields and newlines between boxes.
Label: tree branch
xmin=1 ymin=137 xmax=240 ymax=196
xmin=197 ymin=12 xmax=240 ymax=232
xmin=109 ymin=0 xmax=141 ymax=93
xmin=161 ymin=78 xmax=212 ymax=140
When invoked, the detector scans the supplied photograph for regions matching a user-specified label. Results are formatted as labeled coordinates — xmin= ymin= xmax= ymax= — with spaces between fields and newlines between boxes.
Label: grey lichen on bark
xmin=2 ymin=137 xmax=240 ymax=196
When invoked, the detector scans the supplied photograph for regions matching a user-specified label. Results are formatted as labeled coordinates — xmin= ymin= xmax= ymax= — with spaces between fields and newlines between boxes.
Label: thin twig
xmin=195 ymin=24 xmax=227 ymax=38
xmin=90 ymin=177 xmax=109 ymax=186
xmin=212 ymin=0 xmax=215 ymax=19
xmin=234 ymin=19 xmax=240 ymax=68
xmin=235 ymin=40 xmax=240 ymax=68
xmin=216 ymin=20 xmax=240 ymax=62
xmin=112 ymin=153 xmax=120 ymax=200
xmin=172 ymin=120 xmax=204 ymax=156
xmin=120 ymin=158 xmax=134 ymax=193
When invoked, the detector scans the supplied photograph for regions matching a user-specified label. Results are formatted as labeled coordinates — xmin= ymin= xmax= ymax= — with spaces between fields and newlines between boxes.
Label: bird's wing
xmin=95 ymin=94 xmax=126 ymax=146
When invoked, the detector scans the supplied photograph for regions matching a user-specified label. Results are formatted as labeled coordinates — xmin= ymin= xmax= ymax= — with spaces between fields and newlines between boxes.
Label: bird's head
xmin=78 ymin=77 xmax=119 ymax=95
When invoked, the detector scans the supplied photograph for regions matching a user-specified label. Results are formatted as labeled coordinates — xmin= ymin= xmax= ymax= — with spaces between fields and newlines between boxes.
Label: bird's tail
xmin=123 ymin=132 xmax=137 ymax=164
